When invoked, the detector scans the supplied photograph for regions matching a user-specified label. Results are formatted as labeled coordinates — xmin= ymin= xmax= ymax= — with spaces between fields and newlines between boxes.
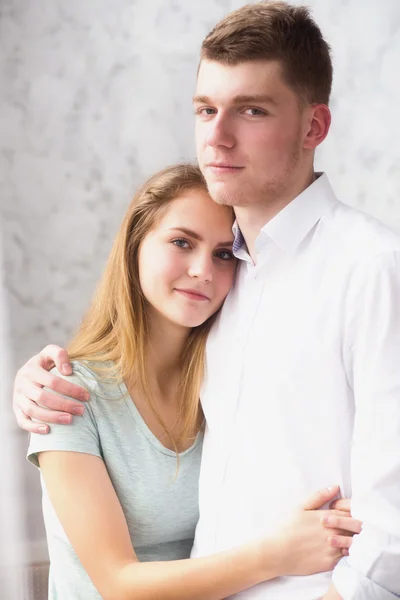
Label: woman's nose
xmin=188 ymin=254 xmax=213 ymax=283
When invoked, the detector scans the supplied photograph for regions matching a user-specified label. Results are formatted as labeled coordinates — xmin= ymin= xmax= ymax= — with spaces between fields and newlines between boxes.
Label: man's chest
xmin=204 ymin=256 xmax=350 ymax=407
xmin=200 ymin=257 xmax=355 ymax=507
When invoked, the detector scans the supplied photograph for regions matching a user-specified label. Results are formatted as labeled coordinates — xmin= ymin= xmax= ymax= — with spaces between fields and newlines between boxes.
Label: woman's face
xmin=138 ymin=187 xmax=237 ymax=330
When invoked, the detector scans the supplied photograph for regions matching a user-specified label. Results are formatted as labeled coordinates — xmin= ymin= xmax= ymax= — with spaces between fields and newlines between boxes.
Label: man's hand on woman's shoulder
xmin=13 ymin=344 xmax=90 ymax=434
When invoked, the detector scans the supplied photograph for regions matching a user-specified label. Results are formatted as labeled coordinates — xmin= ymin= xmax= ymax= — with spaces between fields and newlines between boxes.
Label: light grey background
xmin=1 ymin=0 xmax=399 ymax=561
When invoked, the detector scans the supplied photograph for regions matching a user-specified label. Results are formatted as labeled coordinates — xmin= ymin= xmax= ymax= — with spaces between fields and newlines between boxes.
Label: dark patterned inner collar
xmin=232 ymin=226 xmax=246 ymax=255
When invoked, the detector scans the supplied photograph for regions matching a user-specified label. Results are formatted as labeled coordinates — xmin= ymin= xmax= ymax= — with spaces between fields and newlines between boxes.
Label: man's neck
xmin=235 ymin=170 xmax=316 ymax=263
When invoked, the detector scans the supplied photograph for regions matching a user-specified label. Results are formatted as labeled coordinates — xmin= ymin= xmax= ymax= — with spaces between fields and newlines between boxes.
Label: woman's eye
xmin=215 ymin=250 xmax=234 ymax=261
xmin=172 ymin=239 xmax=190 ymax=249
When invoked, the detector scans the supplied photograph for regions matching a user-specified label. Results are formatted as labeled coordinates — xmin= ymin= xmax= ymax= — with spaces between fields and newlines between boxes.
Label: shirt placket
xmin=214 ymin=250 xmax=272 ymax=550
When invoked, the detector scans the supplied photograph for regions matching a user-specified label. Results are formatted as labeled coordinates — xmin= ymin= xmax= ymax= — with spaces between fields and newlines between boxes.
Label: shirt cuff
xmin=332 ymin=558 xmax=400 ymax=600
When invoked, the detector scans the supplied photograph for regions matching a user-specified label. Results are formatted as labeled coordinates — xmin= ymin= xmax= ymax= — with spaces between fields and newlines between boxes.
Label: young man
xmin=13 ymin=3 xmax=400 ymax=599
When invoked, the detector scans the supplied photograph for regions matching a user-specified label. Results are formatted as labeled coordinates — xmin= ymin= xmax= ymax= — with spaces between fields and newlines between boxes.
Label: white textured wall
xmin=0 ymin=228 xmax=25 ymax=596
xmin=1 ymin=0 xmax=399 ymax=560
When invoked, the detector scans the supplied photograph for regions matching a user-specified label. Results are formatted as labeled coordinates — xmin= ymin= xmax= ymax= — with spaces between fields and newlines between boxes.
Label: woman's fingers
xmin=321 ymin=514 xmax=362 ymax=535
xmin=327 ymin=534 xmax=353 ymax=549
xmin=302 ymin=485 xmax=340 ymax=510
xmin=330 ymin=497 xmax=351 ymax=512
xmin=330 ymin=509 xmax=354 ymax=518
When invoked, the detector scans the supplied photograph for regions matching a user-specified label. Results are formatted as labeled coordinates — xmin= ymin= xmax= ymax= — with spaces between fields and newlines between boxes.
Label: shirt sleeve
xmin=333 ymin=251 xmax=400 ymax=599
xmin=27 ymin=364 xmax=101 ymax=468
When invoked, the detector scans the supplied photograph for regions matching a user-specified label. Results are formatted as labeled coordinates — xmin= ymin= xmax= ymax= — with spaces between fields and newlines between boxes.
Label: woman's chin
xmin=170 ymin=311 xmax=213 ymax=330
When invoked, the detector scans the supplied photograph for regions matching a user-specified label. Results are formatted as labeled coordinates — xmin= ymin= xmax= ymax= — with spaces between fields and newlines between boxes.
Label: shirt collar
xmin=232 ymin=172 xmax=338 ymax=258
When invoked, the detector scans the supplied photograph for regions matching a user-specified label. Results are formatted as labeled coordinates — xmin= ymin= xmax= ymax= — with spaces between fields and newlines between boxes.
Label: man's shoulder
xmin=324 ymin=200 xmax=400 ymax=258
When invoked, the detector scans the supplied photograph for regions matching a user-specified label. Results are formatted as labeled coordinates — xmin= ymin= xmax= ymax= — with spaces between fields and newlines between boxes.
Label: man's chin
xmin=206 ymin=181 xmax=237 ymax=206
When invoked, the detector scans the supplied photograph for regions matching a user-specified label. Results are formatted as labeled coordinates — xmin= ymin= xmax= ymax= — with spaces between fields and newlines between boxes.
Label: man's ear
xmin=303 ymin=104 xmax=331 ymax=150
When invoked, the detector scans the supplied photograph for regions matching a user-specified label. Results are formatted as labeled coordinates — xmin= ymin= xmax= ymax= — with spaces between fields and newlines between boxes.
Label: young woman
xmin=27 ymin=164 xmax=360 ymax=600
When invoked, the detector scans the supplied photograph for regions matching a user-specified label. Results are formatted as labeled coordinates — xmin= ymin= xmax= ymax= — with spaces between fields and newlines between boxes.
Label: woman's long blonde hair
xmin=68 ymin=164 xmax=222 ymax=451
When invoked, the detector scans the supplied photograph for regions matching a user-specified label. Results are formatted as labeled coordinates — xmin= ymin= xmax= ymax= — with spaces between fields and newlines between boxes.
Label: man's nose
xmin=206 ymin=114 xmax=235 ymax=149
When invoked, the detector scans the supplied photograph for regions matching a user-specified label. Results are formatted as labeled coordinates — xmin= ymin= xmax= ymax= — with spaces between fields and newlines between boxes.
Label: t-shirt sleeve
xmin=27 ymin=364 xmax=101 ymax=468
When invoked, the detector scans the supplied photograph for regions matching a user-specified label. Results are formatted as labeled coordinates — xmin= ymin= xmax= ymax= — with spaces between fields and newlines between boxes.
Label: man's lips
xmin=206 ymin=163 xmax=244 ymax=173
xmin=175 ymin=288 xmax=210 ymax=301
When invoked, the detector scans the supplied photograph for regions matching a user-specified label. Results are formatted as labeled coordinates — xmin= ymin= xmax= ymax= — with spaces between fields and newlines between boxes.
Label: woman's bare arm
xmin=38 ymin=450 xmax=361 ymax=600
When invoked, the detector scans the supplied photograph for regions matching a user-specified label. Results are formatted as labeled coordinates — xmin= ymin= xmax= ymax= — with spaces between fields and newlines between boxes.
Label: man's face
xmin=194 ymin=59 xmax=311 ymax=208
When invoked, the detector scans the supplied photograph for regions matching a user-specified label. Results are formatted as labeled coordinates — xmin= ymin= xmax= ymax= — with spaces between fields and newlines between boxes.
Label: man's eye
xmin=196 ymin=107 xmax=216 ymax=116
xmin=244 ymin=108 xmax=266 ymax=116
xmin=172 ymin=239 xmax=190 ymax=249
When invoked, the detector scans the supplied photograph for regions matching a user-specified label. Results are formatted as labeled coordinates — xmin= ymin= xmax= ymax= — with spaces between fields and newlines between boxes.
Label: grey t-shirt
xmin=27 ymin=361 xmax=203 ymax=600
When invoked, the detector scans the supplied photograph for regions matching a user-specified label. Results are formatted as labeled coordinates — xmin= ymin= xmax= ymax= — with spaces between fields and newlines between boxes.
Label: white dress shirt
xmin=191 ymin=174 xmax=400 ymax=599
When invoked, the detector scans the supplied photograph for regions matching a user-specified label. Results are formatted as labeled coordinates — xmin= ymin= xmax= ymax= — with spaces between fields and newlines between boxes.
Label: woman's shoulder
xmin=50 ymin=360 xmax=125 ymax=406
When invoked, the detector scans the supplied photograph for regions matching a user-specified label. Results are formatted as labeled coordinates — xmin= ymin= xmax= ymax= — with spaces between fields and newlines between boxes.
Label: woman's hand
xmin=330 ymin=497 xmax=351 ymax=513
xmin=258 ymin=486 xmax=361 ymax=578
xmin=13 ymin=344 xmax=90 ymax=433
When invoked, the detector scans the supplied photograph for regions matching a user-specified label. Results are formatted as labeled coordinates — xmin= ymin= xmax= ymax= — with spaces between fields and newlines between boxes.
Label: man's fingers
xmin=15 ymin=394 xmax=76 ymax=425
xmin=321 ymin=514 xmax=362 ymax=535
xmin=19 ymin=366 xmax=89 ymax=402
xmin=37 ymin=345 xmax=73 ymax=375
xmin=15 ymin=409 xmax=50 ymax=435
xmin=303 ymin=485 xmax=340 ymax=510
xmin=23 ymin=384 xmax=86 ymax=414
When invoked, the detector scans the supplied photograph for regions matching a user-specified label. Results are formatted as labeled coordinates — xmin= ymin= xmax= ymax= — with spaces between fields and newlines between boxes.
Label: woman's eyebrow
xmin=168 ymin=227 xmax=233 ymax=247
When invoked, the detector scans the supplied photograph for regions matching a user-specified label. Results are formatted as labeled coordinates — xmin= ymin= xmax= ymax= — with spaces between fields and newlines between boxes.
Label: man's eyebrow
xmin=169 ymin=227 xmax=233 ymax=247
xmin=231 ymin=94 xmax=278 ymax=106
xmin=192 ymin=95 xmax=212 ymax=105
xmin=192 ymin=94 xmax=278 ymax=106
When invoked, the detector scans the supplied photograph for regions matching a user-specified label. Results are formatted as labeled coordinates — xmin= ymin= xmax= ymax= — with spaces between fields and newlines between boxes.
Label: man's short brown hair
xmin=200 ymin=1 xmax=332 ymax=105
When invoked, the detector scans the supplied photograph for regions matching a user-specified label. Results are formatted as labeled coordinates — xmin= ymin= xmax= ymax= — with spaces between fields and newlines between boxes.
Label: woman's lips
xmin=175 ymin=289 xmax=210 ymax=301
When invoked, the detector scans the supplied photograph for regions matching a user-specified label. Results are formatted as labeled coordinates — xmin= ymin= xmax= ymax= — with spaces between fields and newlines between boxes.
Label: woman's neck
xmin=143 ymin=310 xmax=190 ymax=400
xmin=124 ymin=310 xmax=198 ymax=451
